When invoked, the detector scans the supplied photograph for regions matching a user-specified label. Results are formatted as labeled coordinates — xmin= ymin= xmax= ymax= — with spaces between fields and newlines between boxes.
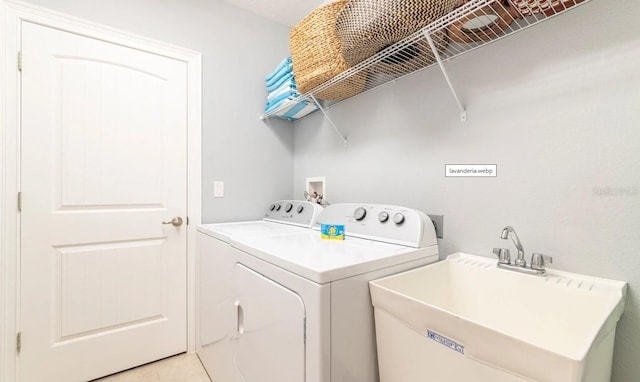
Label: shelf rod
xmin=423 ymin=31 xmax=467 ymax=122
xmin=309 ymin=94 xmax=348 ymax=147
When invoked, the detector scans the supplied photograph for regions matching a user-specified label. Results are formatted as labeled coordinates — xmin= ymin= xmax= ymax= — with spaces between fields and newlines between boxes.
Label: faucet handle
xmin=492 ymin=248 xmax=511 ymax=265
xmin=530 ymin=253 xmax=553 ymax=270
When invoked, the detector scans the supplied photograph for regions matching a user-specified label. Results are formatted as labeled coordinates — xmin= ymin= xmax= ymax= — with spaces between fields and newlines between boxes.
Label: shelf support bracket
xmin=309 ymin=94 xmax=348 ymax=147
xmin=424 ymin=31 xmax=467 ymax=122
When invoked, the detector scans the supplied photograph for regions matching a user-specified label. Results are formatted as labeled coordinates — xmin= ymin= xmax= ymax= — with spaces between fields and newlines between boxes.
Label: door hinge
xmin=16 ymin=332 xmax=22 ymax=353
xmin=17 ymin=51 xmax=22 ymax=71
xmin=17 ymin=192 xmax=22 ymax=212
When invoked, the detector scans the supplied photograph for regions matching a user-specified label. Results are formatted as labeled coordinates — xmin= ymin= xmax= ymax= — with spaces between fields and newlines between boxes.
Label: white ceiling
xmin=222 ymin=0 xmax=327 ymax=27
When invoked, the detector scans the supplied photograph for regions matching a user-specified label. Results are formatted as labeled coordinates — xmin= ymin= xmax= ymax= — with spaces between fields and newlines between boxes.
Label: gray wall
xmin=293 ymin=0 xmax=640 ymax=380
xmin=27 ymin=0 xmax=294 ymax=223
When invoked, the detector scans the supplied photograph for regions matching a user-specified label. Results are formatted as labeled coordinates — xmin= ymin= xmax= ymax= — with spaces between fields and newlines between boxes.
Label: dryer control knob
xmin=285 ymin=203 xmax=293 ymax=213
xmin=269 ymin=204 xmax=276 ymax=211
xmin=378 ymin=211 xmax=389 ymax=223
xmin=354 ymin=207 xmax=367 ymax=221
xmin=274 ymin=204 xmax=281 ymax=211
xmin=296 ymin=205 xmax=304 ymax=214
xmin=393 ymin=213 xmax=405 ymax=225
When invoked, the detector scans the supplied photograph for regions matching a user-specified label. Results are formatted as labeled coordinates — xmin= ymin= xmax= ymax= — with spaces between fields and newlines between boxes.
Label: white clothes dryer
xmin=196 ymin=200 xmax=323 ymax=381
xmin=197 ymin=203 xmax=439 ymax=382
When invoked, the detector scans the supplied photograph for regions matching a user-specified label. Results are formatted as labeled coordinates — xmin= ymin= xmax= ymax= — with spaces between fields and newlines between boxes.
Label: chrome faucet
xmin=493 ymin=226 xmax=553 ymax=276
xmin=500 ymin=226 xmax=526 ymax=267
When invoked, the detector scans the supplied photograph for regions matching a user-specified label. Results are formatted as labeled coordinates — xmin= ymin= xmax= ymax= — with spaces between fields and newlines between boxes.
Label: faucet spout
xmin=500 ymin=226 xmax=526 ymax=266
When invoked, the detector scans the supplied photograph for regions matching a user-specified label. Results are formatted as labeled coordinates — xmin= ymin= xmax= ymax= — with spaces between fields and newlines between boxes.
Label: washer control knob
xmin=296 ymin=205 xmax=304 ymax=214
xmin=393 ymin=213 xmax=405 ymax=225
xmin=274 ymin=204 xmax=281 ymax=211
xmin=285 ymin=203 xmax=293 ymax=213
xmin=378 ymin=211 xmax=389 ymax=223
xmin=269 ymin=204 xmax=276 ymax=211
xmin=354 ymin=207 xmax=367 ymax=221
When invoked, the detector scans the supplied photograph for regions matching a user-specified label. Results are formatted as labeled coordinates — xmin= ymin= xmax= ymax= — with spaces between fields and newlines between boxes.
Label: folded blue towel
xmin=265 ymin=63 xmax=293 ymax=87
xmin=265 ymin=92 xmax=299 ymax=112
xmin=265 ymin=57 xmax=292 ymax=82
xmin=265 ymin=93 xmax=296 ymax=113
xmin=266 ymin=73 xmax=294 ymax=92
xmin=269 ymin=77 xmax=297 ymax=91
xmin=267 ymin=82 xmax=298 ymax=104
xmin=268 ymin=99 xmax=318 ymax=121
xmin=265 ymin=96 xmax=285 ymax=113
xmin=283 ymin=101 xmax=318 ymax=120
xmin=263 ymin=57 xmax=316 ymax=120
xmin=264 ymin=94 xmax=300 ymax=111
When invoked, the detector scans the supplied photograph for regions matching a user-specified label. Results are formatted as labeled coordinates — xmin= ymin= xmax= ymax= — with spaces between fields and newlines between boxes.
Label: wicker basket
xmin=290 ymin=0 xmax=367 ymax=101
xmin=448 ymin=1 xmax=515 ymax=43
xmin=509 ymin=0 xmax=584 ymax=16
xmin=335 ymin=0 xmax=457 ymax=68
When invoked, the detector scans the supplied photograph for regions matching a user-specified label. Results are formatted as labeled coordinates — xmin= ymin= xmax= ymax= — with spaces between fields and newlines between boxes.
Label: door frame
xmin=0 ymin=1 xmax=202 ymax=380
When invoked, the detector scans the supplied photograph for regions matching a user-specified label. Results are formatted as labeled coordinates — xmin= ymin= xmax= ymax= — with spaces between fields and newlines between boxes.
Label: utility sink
xmin=370 ymin=253 xmax=627 ymax=382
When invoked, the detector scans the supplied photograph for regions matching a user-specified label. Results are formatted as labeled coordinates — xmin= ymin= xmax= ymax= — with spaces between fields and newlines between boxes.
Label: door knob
xmin=162 ymin=216 xmax=183 ymax=227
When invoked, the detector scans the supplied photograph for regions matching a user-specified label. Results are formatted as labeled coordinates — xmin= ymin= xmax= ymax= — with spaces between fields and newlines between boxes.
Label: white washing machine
xmin=197 ymin=203 xmax=439 ymax=382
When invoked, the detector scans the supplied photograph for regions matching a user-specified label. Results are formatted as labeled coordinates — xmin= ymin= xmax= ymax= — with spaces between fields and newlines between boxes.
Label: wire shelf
xmin=261 ymin=0 xmax=591 ymax=121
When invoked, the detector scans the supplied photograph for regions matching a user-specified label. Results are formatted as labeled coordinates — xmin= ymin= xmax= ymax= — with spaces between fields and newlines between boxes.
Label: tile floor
xmin=93 ymin=353 xmax=211 ymax=382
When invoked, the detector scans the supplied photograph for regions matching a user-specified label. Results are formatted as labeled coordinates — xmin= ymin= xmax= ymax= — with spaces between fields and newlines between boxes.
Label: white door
xmin=20 ymin=21 xmax=188 ymax=382
xmin=232 ymin=264 xmax=306 ymax=382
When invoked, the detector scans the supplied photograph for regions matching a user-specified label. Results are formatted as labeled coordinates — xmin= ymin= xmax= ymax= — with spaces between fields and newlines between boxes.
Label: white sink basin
xmin=370 ymin=253 xmax=627 ymax=382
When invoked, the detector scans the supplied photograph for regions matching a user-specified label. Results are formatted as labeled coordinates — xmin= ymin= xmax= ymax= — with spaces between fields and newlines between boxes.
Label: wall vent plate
xmin=427 ymin=214 xmax=444 ymax=239
xmin=305 ymin=176 xmax=326 ymax=201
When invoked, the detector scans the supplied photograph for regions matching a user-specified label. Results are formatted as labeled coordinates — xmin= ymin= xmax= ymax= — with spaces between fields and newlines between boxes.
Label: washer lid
xmin=231 ymin=230 xmax=438 ymax=284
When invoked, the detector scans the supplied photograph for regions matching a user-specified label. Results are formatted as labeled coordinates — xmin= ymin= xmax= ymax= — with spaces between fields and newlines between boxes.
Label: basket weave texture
xmin=335 ymin=0 xmax=457 ymax=67
xmin=509 ymin=0 xmax=584 ymax=16
xmin=290 ymin=0 xmax=367 ymax=101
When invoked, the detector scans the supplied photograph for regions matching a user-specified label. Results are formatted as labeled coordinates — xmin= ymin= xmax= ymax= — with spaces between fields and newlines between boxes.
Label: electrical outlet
xmin=427 ymin=214 xmax=444 ymax=239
